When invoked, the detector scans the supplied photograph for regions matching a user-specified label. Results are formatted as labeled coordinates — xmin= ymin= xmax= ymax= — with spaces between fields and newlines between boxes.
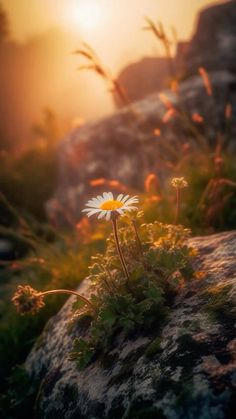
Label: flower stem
xmin=132 ymin=219 xmax=144 ymax=259
xmin=112 ymin=218 xmax=130 ymax=282
xmin=39 ymin=289 xmax=95 ymax=310
xmin=174 ymin=187 xmax=180 ymax=224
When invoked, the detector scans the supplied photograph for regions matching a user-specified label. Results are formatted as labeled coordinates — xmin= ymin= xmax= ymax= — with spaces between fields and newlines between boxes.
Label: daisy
xmin=82 ymin=192 xmax=139 ymax=221
xmin=82 ymin=192 xmax=139 ymax=283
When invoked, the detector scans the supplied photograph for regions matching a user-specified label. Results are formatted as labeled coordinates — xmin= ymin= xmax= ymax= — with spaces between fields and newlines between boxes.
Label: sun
xmin=66 ymin=1 xmax=103 ymax=32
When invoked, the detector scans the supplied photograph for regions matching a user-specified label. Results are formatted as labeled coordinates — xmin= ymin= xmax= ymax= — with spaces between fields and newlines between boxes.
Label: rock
xmin=184 ymin=0 xmax=236 ymax=75
xmin=47 ymin=70 xmax=236 ymax=225
xmin=47 ymin=1 xmax=236 ymax=226
xmin=25 ymin=230 xmax=236 ymax=418
xmin=114 ymin=57 xmax=173 ymax=107
xmin=113 ymin=1 xmax=236 ymax=106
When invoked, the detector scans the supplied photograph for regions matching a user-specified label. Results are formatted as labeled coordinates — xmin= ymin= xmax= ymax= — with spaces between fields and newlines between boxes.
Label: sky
xmin=3 ymin=0 xmax=222 ymax=71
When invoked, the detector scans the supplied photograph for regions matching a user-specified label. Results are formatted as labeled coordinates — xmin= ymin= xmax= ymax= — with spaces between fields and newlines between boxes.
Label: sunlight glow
xmin=66 ymin=1 xmax=103 ymax=32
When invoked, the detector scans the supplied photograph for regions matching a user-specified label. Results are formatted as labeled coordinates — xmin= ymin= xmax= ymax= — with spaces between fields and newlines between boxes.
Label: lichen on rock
xmin=25 ymin=230 xmax=236 ymax=418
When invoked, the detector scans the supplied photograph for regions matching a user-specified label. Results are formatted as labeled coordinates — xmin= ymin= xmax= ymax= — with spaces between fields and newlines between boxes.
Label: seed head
xmin=171 ymin=177 xmax=188 ymax=189
xmin=12 ymin=285 xmax=45 ymax=315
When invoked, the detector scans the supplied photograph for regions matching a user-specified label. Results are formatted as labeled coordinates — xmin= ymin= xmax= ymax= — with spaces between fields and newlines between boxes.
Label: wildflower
xmin=171 ymin=177 xmax=188 ymax=189
xmin=89 ymin=178 xmax=106 ymax=186
xmin=12 ymin=285 xmax=94 ymax=315
xmin=12 ymin=285 xmax=45 ymax=315
xmin=162 ymin=108 xmax=176 ymax=124
xmin=171 ymin=177 xmax=188 ymax=224
xmin=198 ymin=67 xmax=212 ymax=96
xmin=82 ymin=192 xmax=139 ymax=284
xmin=82 ymin=192 xmax=138 ymax=220
xmin=159 ymin=93 xmax=174 ymax=110
xmin=192 ymin=112 xmax=204 ymax=124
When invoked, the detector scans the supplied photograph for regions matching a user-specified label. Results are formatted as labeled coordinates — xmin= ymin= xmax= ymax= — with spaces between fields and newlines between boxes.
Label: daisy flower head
xmin=82 ymin=192 xmax=139 ymax=221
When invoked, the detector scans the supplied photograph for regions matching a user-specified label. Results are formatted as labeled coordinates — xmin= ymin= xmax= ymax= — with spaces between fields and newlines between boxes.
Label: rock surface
xmin=114 ymin=1 xmax=236 ymax=106
xmin=47 ymin=70 xmax=236 ymax=225
xmin=185 ymin=0 xmax=236 ymax=75
xmin=114 ymin=57 xmax=173 ymax=107
xmin=47 ymin=1 xmax=236 ymax=225
xmin=26 ymin=230 xmax=236 ymax=419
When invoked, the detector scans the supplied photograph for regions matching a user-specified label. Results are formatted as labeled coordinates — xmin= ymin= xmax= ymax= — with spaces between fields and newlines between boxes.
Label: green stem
xmin=40 ymin=289 xmax=95 ymax=311
xmin=112 ymin=218 xmax=130 ymax=282
xmin=132 ymin=219 xmax=144 ymax=259
xmin=174 ymin=187 xmax=180 ymax=224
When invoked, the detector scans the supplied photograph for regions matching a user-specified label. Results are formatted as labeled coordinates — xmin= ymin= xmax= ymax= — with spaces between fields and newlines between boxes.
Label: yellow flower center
xmin=100 ymin=200 xmax=123 ymax=211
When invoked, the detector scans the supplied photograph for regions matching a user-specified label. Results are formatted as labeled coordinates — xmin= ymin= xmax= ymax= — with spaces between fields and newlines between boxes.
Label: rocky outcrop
xmin=47 ymin=71 xmax=236 ymax=225
xmin=185 ymin=0 xmax=236 ymax=76
xmin=46 ymin=1 xmax=236 ymax=225
xmin=114 ymin=57 xmax=173 ymax=107
xmin=113 ymin=1 xmax=236 ymax=106
xmin=26 ymin=230 xmax=236 ymax=418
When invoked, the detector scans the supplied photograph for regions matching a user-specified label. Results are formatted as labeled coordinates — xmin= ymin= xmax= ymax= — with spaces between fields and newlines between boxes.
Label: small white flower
xmin=82 ymin=192 xmax=139 ymax=221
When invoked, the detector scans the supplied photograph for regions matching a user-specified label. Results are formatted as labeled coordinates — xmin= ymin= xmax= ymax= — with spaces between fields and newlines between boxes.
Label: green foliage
xmin=69 ymin=220 xmax=195 ymax=369
xmin=0 ymin=146 xmax=57 ymax=221
xmin=0 ymin=218 xmax=105 ymax=405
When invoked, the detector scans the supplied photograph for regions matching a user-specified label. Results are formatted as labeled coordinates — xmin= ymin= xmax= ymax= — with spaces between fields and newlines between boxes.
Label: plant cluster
xmin=69 ymin=213 xmax=195 ymax=369
xmin=12 ymin=189 xmax=196 ymax=371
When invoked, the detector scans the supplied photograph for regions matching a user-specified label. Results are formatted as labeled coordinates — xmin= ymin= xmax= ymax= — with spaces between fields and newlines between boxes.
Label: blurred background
xmin=1 ymin=2 xmax=236 ymax=416
xmin=1 ymin=0 xmax=219 ymax=149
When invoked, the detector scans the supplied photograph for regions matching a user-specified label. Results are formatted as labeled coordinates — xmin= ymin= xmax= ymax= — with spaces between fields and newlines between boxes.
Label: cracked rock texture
xmin=26 ymin=230 xmax=236 ymax=419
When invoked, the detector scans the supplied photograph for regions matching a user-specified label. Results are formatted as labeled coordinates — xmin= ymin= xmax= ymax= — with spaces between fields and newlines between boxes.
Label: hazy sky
xmin=3 ymin=0 xmax=222 ymax=70
xmin=1 ymin=0 xmax=226 ymax=128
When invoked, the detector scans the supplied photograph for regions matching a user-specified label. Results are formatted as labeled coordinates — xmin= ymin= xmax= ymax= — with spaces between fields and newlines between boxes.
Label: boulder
xmin=47 ymin=71 xmax=236 ymax=225
xmin=184 ymin=0 xmax=236 ymax=76
xmin=113 ymin=1 xmax=236 ymax=106
xmin=114 ymin=57 xmax=173 ymax=107
xmin=25 ymin=230 xmax=236 ymax=418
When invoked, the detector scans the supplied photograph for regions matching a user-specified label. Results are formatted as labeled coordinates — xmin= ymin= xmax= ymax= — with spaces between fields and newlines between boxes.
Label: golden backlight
xmin=1 ymin=0 xmax=222 ymax=134
xmin=65 ymin=1 xmax=104 ymax=32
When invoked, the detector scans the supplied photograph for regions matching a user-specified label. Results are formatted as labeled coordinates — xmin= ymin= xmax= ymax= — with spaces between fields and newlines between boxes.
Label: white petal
xmin=124 ymin=198 xmax=139 ymax=205
xmin=88 ymin=198 xmax=101 ymax=204
xmin=86 ymin=201 xmax=100 ymax=207
xmin=117 ymin=194 xmax=124 ymax=201
xmin=121 ymin=194 xmax=130 ymax=202
xmin=117 ymin=208 xmax=124 ymax=215
xmin=103 ymin=192 xmax=110 ymax=200
xmin=98 ymin=210 xmax=106 ymax=219
xmin=82 ymin=208 xmax=95 ymax=212
xmin=124 ymin=206 xmax=138 ymax=211
xmin=85 ymin=203 xmax=101 ymax=208
xmin=107 ymin=192 xmax=114 ymax=200
xmin=105 ymin=211 xmax=111 ymax=221
xmin=86 ymin=209 xmax=102 ymax=217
